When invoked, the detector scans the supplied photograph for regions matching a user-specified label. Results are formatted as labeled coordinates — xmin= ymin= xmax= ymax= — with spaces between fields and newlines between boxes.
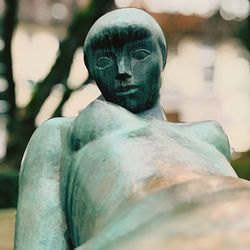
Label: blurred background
xmin=0 ymin=0 xmax=250 ymax=248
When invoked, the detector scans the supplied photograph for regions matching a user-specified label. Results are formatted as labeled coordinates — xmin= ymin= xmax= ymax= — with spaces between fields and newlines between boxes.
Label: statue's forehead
xmin=87 ymin=9 xmax=159 ymax=47
xmin=83 ymin=8 xmax=167 ymax=67
xmin=89 ymin=24 xmax=153 ymax=50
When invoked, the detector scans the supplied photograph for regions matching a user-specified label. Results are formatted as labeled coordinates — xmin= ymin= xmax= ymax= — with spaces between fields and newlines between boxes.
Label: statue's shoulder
xmin=21 ymin=117 xmax=74 ymax=171
xmin=36 ymin=117 xmax=73 ymax=131
xmin=31 ymin=117 xmax=74 ymax=142
xmin=32 ymin=117 xmax=74 ymax=148
xmin=173 ymin=121 xmax=231 ymax=161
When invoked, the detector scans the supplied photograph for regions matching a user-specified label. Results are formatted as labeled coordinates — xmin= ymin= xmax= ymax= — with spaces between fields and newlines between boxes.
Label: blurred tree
xmin=1 ymin=0 xmax=114 ymax=170
xmin=237 ymin=1 xmax=250 ymax=53
xmin=0 ymin=0 xmax=18 ymax=118
xmin=232 ymin=152 xmax=250 ymax=181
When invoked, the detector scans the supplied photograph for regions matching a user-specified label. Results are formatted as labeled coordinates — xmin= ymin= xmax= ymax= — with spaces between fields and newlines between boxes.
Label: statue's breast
xmin=62 ymin=101 xmax=236 ymax=246
xmin=66 ymin=101 xmax=236 ymax=213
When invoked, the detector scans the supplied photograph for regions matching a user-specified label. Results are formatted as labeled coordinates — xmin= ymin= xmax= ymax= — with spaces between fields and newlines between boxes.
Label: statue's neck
xmin=138 ymin=101 xmax=167 ymax=121
xmin=97 ymin=96 xmax=166 ymax=121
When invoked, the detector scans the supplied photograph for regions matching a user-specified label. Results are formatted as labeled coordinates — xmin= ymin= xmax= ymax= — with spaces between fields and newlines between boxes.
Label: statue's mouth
xmin=115 ymin=85 xmax=139 ymax=96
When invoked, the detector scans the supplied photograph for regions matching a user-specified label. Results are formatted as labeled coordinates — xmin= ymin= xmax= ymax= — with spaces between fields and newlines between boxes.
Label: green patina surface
xmin=14 ymin=8 xmax=250 ymax=250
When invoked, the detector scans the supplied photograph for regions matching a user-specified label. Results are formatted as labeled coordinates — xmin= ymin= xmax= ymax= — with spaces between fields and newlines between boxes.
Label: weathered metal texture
xmin=14 ymin=8 xmax=249 ymax=250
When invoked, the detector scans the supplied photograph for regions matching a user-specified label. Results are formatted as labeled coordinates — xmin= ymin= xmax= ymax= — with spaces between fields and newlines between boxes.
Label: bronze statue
xmin=15 ymin=8 xmax=250 ymax=250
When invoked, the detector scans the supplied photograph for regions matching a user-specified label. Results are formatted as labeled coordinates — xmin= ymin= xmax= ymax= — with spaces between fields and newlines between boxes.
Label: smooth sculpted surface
xmin=15 ymin=8 xmax=250 ymax=250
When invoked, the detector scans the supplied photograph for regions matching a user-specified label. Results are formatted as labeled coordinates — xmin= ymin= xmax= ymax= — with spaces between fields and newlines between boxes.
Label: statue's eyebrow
xmin=90 ymin=25 xmax=152 ymax=50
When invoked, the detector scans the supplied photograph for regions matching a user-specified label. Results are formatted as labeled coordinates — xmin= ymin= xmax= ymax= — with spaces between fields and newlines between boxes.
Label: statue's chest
xmin=64 ymin=126 xmax=233 ymax=245
xmin=68 ymin=129 xmax=217 ymax=210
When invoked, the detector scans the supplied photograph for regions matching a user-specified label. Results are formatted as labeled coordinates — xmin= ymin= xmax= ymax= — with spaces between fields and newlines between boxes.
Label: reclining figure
xmin=15 ymin=8 xmax=250 ymax=250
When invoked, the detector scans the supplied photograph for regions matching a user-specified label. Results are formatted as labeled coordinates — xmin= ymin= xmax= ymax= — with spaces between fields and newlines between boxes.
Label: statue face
xmin=88 ymin=34 xmax=163 ymax=113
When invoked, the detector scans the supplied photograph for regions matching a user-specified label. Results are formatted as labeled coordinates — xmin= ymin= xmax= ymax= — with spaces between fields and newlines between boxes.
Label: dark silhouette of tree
xmin=237 ymin=1 xmax=250 ymax=53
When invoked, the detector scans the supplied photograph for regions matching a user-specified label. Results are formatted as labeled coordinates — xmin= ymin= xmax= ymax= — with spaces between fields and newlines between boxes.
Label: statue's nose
xmin=116 ymin=57 xmax=132 ymax=81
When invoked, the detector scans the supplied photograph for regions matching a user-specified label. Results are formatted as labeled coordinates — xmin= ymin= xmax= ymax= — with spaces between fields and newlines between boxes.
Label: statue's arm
xmin=207 ymin=121 xmax=231 ymax=161
xmin=198 ymin=121 xmax=231 ymax=161
xmin=180 ymin=121 xmax=231 ymax=161
xmin=14 ymin=118 xmax=73 ymax=250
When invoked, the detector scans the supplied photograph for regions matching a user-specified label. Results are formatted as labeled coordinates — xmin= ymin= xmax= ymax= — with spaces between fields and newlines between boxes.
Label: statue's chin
xmin=120 ymin=101 xmax=157 ymax=114
xmin=103 ymin=93 xmax=159 ymax=114
xmin=117 ymin=103 xmax=146 ymax=114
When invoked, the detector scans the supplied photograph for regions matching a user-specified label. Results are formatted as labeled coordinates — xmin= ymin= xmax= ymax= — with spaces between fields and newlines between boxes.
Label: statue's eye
xmin=133 ymin=50 xmax=150 ymax=61
xmin=96 ymin=57 xmax=113 ymax=69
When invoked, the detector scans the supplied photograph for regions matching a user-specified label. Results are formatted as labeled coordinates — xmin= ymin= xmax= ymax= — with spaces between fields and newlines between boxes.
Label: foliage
xmin=232 ymin=152 xmax=250 ymax=180
xmin=0 ymin=171 xmax=18 ymax=208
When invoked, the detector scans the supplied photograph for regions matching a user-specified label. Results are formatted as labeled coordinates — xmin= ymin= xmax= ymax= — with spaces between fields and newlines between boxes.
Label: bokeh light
xmin=115 ymin=0 xmax=250 ymax=20
xmin=0 ymin=78 xmax=8 ymax=92
xmin=62 ymin=84 xmax=101 ymax=117
xmin=51 ymin=3 xmax=68 ymax=21
xmin=220 ymin=0 xmax=250 ymax=21
xmin=35 ymin=84 xmax=65 ymax=125
xmin=115 ymin=0 xmax=134 ymax=8
xmin=67 ymin=49 xmax=88 ymax=89
xmin=0 ymin=39 xmax=5 ymax=51
xmin=0 ymin=117 xmax=7 ymax=160
xmin=12 ymin=28 xmax=59 ymax=107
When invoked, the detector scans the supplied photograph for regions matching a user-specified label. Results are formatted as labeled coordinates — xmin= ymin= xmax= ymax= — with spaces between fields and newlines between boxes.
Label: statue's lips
xmin=115 ymin=85 xmax=139 ymax=96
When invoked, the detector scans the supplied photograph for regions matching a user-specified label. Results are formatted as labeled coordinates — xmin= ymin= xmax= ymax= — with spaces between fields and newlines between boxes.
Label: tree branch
xmin=1 ymin=0 xmax=18 ymax=118
xmin=24 ymin=0 xmax=114 ymax=123
xmin=52 ymin=76 xmax=92 ymax=117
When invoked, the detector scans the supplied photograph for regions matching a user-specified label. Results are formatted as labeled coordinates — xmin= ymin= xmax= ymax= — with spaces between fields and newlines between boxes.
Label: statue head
xmin=83 ymin=8 xmax=167 ymax=113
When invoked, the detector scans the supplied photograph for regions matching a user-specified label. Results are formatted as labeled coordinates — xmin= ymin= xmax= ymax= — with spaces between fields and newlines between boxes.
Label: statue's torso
xmin=60 ymin=101 xmax=236 ymax=247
